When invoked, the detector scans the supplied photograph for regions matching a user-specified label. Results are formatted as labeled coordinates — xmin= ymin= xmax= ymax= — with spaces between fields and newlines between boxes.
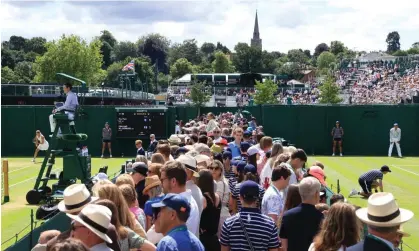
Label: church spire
xmin=253 ymin=10 xmax=260 ymax=39
xmin=251 ymin=10 xmax=262 ymax=50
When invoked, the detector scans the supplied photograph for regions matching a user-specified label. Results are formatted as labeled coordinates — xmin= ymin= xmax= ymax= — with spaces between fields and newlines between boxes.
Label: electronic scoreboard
xmin=116 ymin=108 xmax=167 ymax=138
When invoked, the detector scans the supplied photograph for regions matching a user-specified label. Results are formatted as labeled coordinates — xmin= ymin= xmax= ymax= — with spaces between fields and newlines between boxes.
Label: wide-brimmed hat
xmin=67 ymin=204 xmax=112 ymax=243
xmin=178 ymin=155 xmax=199 ymax=177
xmin=195 ymin=154 xmax=211 ymax=167
xmin=58 ymin=184 xmax=98 ymax=213
xmin=356 ymin=192 xmax=414 ymax=227
xmin=143 ymin=175 xmax=161 ymax=195
xmin=168 ymin=135 xmax=181 ymax=145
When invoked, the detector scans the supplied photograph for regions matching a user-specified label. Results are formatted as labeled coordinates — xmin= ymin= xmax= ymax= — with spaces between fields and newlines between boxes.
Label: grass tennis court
xmin=1 ymin=156 xmax=418 ymax=250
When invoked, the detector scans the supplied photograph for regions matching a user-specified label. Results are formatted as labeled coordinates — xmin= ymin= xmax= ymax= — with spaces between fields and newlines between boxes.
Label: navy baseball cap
xmin=240 ymin=180 xmax=259 ymax=199
xmin=380 ymin=165 xmax=391 ymax=172
xmin=222 ymin=151 xmax=232 ymax=160
xmin=152 ymin=193 xmax=191 ymax=217
xmin=240 ymin=142 xmax=251 ymax=152
xmin=244 ymin=164 xmax=257 ymax=174
xmin=176 ymin=147 xmax=189 ymax=155
xmin=237 ymin=161 xmax=247 ymax=172
xmin=231 ymin=159 xmax=239 ymax=167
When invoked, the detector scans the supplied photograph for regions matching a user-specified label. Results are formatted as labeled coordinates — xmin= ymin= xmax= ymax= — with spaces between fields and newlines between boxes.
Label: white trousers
xmin=388 ymin=141 xmax=402 ymax=157
xmin=49 ymin=112 xmax=75 ymax=133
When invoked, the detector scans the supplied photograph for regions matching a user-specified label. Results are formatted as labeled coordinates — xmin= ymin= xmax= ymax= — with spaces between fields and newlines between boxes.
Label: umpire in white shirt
xmin=49 ymin=83 xmax=79 ymax=134
xmin=388 ymin=123 xmax=402 ymax=158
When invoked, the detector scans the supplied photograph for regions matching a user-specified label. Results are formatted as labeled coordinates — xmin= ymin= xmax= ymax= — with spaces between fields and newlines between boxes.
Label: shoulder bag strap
xmin=238 ymin=214 xmax=255 ymax=251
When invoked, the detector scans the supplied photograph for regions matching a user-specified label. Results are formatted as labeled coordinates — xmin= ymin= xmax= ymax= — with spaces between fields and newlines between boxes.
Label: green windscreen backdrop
xmin=1 ymin=105 xmax=418 ymax=157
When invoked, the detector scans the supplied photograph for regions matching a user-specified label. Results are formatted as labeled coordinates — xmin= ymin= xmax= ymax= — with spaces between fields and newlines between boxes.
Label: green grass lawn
xmin=2 ymin=156 xmax=418 ymax=250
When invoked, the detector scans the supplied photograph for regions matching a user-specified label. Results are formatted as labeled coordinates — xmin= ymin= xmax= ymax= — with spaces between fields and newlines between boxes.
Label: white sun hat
xmin=67 ymin=204 xmax=112 ymax=243
xmin=58 ymin=184 xmax=98 ymax=214
xmin=356 ymin=192 xmax=414 ymax=227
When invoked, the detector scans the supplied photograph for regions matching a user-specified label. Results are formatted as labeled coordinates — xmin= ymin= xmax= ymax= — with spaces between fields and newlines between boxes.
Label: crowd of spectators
xmin=33 ymin=111 xmax=413 ymax=251
xmin=348 ymin=64 xmax=419 ymax=104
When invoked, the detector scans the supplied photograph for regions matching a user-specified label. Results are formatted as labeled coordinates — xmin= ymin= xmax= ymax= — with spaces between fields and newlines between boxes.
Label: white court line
xmin=8 ymin=165 xmax=33 ymax=174
xmin=7 ymin=168 xmax=61 ymax=188
xmin=390 ymin=165 xmax=419 ymax=177
xmin=395 ymin=165 xmax=418 ymax=167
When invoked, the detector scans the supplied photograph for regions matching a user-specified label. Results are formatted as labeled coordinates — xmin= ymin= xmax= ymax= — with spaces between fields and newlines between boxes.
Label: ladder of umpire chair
xmin=33 ymin=113 xmax=79 ymax=190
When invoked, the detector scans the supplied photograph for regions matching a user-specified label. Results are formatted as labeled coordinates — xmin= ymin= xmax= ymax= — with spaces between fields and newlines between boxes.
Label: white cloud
xmin=1 ymin=0 xmax=418 ymax=53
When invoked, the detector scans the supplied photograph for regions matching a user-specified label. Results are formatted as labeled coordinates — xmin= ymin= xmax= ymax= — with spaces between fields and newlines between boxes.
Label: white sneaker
xmin=332 ymin=153 xmax=335 ymax=156
xmin=340 ymin=153 xmax=343 ymax=157
xmin=110 ymin=155 xmax=112 ymax=158
xmin=349 ymin=189 xmax=358 ymax=197
xmin=101 ymin=155 xmax=104 ymax=158
xmin=32 ymin=158 xmax=35 ymax=163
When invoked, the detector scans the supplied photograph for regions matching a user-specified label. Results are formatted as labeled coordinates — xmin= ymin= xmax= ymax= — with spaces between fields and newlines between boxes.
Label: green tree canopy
xmin=33 ymin=35 xmax=103 ymax=85
xmin=212 ymin=51 xmax=235 ymax=73
xmin=14 ymin=61 xmax=35 ymax=83
xmin=1 ymin=67 xmax=18 ymax=83
xmin=253 ymin=79 xmax=278 ymax=105
xmin=386 ymin=31 xmax=401 ymax=54
xmin=314 ymin=43 xmax=329 ymax=57
xmin=190 ymin=81 xmax=210 ymax=108
xmin=112 ymin=41 xmax=137 ymax=62
xmin=170 ymin=58 xmax=194 ymax=79
xmin=330 ymin=41 xmax=346 ymax=55
xmin=317 ymin=51 xmax=337 ymax=70
xmin=318 ymin=76 xmax=342 ymax=104
xmin=232 ymin=43 xmax=263 ymax=73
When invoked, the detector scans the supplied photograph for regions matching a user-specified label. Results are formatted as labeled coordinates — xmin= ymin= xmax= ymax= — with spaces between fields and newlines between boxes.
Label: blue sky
xmin=1 ymin=0 xmax=418 ymax=53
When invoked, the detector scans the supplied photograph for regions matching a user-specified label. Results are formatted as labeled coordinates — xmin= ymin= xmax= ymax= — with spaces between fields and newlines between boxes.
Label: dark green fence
xmin=2 ymin=105 xmax=419 ymax=157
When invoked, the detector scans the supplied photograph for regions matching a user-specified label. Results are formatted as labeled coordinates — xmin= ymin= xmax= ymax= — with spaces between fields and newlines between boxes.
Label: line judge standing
xmin=388 ymin=123 xmax=402 ymax=158
xmin=331 ymin=120 xmax=344 ymax=156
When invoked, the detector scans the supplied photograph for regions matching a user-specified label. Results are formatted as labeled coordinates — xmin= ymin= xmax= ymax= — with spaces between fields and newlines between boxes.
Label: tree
xmin=33 ymin=35 xmax=103 ymax=85
xmin=232 ymin=43 xmax=263 ymax=73
xmin=253 ymin=79 xmax=278 ymax=105
xmin=287 ymin=49 xmax=309 ymax=67
xmin=392 ymin=50 xmax=408 ymax=56
xmin=9 ymin=35 xmax=27 ymax=51
xmin=14 ymin=61 xmax=35 ymax=83
xmin=137 ymin=33 xmax=170 ymax=73
xmin=314 ymin=43 xmax=329 ymax=57
xmin=99 ymin=30 xmax=117 ymax=48
xmin=168 ymin=39 xmax=201 ymax=66
xmin=212 ymin=51 xmax=235 ymax=73
xmin=412 ymin=42 xmax=419 ymax=49
xmin=406 ymin=47 xmax=419 ymax=55
xmin=25 ymin=37 xmax=47 ymax=54
xmin=157 ymin=72 xmax=172 ymax=89
xmin=216 ymin=42 xmax=230 ymax=54
xmin=330 ymin=41 xmax=345 ymax=55
xmin=386 ymin=31 xmax=401 ymax=54
xmin=318 ymin=76 xmax=342 ymax=104
xmin=260 ymin=51 xmax=278 ymax=73
xmin=1 ymin=48 xmax=15 ymax=69
xmin=200 ymin=42 xmax=216 ymax=55
xmin=277 ymin=62 xmax=301 ymax=79
xmin=112 ymin=41 xmax=137 ymax=62
xmin=133 ymin=57 xmax=154 ymax=92
xmin=1 ymin=67 xmax=18 ymax=83
xmin=100 ymin=41 xmax=113 ymax=68
xmin=317 ymin=51 xmax=337 ymax=70
xmin=170 ymin=58 xmax=193 ymax=79
xmin=24 ymin=51 xmax=40 ymax=63
xmin=303 ymin=49 xmax=311 ymax=58
xmin=190 ymin=81 xmax=210 ymax=110
xmin=106 ymin=61 xmax=125 ymax=88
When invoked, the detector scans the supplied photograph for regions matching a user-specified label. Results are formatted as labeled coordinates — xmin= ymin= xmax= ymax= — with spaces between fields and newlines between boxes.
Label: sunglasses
xmin=208 ymin=166 xmax=220 ymax=170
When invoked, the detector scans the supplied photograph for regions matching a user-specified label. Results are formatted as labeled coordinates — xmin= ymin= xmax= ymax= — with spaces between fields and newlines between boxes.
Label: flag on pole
xmin=122 ymin=60 xmax=135 ymax=71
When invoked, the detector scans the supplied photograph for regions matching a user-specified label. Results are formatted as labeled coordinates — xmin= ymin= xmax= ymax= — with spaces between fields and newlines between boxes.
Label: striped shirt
xmin=220 ymin=207 xmax=280 ymax=251
xmin=359 ymin=169 xmax=383 ymax=182
xmin=232 ymin=183 xmax=265 ymax=211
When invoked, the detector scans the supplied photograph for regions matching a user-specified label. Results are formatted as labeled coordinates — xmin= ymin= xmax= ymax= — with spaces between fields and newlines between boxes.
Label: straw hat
xmin=168 ymin=135 xmax=181 ymax=145
xmin=178 ymin=155 xmax=199 ymax=177
xmin=356 ymin=192 xmax=414 ymax=227
xmin=58 ymin=184 xmax=98 ymax=214
xmin=67 ymin=204 xmax=112 ymax=243
xmin=143 ymin=175 xmax=161 ymax=195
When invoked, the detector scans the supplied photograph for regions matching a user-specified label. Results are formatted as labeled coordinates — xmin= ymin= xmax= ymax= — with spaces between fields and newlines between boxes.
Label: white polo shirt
xmin=179 ymin=189 xmax=200 ymax=237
